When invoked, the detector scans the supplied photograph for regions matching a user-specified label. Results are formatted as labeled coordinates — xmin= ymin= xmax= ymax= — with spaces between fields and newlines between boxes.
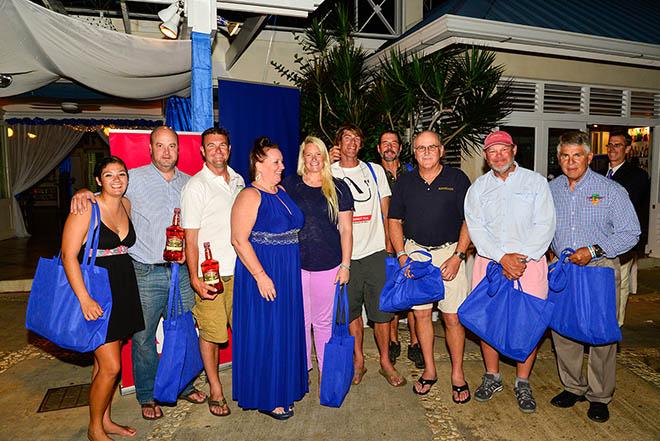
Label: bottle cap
xmin=174 ymin=208 xmax=181 ymax=213
xmin=203 ymin=242 xmax=210 ymax=247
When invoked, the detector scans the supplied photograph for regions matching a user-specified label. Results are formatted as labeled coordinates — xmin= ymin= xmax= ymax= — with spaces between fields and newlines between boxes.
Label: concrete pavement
xmin=0 ymin=262 xmax=659 ymax=441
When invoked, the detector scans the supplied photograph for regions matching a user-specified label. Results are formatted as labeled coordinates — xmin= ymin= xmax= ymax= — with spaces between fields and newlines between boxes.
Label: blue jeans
xmin=131 ymin=260 xmax=197 ymax=404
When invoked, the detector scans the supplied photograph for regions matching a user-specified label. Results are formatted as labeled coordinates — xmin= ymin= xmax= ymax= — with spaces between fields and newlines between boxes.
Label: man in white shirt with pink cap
xmin=464 ymin=130 xmax=556 ymax=413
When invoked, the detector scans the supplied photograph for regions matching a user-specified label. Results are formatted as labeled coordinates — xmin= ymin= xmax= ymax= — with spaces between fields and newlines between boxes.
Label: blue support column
xmin=191 ymin=31 xmax=213 ymax=131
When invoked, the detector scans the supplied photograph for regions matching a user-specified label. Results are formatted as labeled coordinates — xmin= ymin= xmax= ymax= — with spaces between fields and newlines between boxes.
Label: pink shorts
xmin=471 ymin=254 xmax=549 ymax=299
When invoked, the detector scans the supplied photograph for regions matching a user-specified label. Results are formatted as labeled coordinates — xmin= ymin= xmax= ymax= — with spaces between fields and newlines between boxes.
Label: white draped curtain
xmin=8 ymin=125 xmax=83 ymax=237
xmin=0 ymin=0 xmax=191 ymax=99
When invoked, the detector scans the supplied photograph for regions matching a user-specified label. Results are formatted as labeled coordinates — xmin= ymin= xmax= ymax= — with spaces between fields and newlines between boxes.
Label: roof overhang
xmin=367 ymin=15 xmax=660 ymax=69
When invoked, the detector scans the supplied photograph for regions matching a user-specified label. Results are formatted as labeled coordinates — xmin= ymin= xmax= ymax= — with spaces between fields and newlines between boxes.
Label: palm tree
xmin=273 ymin=5 xmax=512 ymax=159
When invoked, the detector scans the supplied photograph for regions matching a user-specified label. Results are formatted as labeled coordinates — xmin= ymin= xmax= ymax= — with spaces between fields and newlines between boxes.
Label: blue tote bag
xmin=379 ymin=250 xmax=444 ymax=313
xmin=548 ymin=248 xmax=622 ymax=345
xmin=153 ymin=264 xmax=204 ymax=403
xmin=320 ymin=283 xmax=354 ymax=408
xmin=26 ymin=203 xmax=112 ymax=352
xmin=457 ymin=262 xmax=554 ymax=362
xmin=385 ymin=256 xmax=399 ymax=282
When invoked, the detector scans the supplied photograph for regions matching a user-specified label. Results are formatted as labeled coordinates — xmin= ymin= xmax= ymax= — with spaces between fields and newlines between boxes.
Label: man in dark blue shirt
xmin=389 ymin=130 xmax=472 ymax=404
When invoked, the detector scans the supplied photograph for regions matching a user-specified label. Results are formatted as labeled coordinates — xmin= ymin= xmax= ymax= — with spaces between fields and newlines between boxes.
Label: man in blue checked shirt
xmin=548 ymin=130 xmax=639 ymax=423
xmin=71 ymin=126 xmax=208 ymax=421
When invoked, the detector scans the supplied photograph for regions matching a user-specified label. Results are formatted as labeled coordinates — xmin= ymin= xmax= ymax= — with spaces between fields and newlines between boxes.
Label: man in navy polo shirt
xmin=388 ymin=130 xmax=472 ymax=403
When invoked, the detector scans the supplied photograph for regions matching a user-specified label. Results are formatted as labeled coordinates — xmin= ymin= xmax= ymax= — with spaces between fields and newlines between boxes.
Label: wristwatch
xmin=592 ymin=244 xmax=606 ymax=258
xmin=453 ymin=251 xmax=467 ymax=261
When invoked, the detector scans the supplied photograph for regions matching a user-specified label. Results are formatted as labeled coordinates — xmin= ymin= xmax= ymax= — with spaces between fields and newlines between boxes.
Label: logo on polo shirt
xmin=588 ymin=193 xmax=604 ymax=205
xmin=438 ymin=186 xmax=454 ymax=191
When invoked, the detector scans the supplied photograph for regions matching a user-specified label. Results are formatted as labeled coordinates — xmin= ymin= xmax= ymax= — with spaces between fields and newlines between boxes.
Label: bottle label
xmin=165 ymin=237 xmax=183 ymax=252
xmin=203 ymin=270 xmax=220 ymax=285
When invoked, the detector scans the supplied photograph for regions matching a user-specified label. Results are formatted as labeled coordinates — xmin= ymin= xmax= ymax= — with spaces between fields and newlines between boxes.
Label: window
xmin=499 ymin=126 xmax=535 ymax=171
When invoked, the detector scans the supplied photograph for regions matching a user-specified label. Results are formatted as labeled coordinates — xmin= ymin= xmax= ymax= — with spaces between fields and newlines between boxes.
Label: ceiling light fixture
xmin=218 ymin=16 xmax=241 ymax=37
xmin=159 ymin=1 xmax=184 ymax=39
xmin=0 ymin=74 xmax=12 ymax=88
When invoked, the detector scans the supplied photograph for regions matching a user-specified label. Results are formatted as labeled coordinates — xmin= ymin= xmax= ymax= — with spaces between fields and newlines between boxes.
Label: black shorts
xmin=347 ymin=250 xmax=393 ymax=323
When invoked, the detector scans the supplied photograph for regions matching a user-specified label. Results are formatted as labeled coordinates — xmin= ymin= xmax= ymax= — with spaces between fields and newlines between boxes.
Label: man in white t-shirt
xmin=181 ymin=127 xmax=245 ymax=417
xmin=330 ymin=124 xmax=406 ymax=388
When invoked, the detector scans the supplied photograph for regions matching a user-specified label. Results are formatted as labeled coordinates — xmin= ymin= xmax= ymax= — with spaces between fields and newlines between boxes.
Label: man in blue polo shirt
xmin=71 ymin=126 xmax=207 ymax=420
xmin=549 ymin=130 xmax=639 ymax=423
xmin=389 ymin=130 xmax=472 ymax=403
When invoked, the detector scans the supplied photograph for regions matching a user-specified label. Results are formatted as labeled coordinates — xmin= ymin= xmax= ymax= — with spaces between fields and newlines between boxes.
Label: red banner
xmin=109 ymin=129 xmax=232 ymax=394
xmin=108 ymin=129 xmax=204 ymax=174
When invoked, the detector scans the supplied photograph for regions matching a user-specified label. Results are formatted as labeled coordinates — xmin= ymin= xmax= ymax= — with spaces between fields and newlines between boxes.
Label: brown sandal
xmin=352 ymin=367 xmax=367 ymax=385
xmin=208 ymin=397 xmax=231 ymax=417
xmin=141 ymin=402 xmax=163 ymax=420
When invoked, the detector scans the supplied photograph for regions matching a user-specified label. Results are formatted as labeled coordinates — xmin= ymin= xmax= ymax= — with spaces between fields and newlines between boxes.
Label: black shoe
xmin=587 ymin=402 xmax=609 ymax=423
xmin=389 ymin=341 xmax=401 ymax=363
xmin=550 ymin=390 xmax=587 ymax=408
xmin=407 ymin=343 xmax=425 ymax=369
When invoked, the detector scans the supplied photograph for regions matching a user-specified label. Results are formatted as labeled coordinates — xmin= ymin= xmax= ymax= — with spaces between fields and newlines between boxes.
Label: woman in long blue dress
xmin=231 ymin=137 xmax=308 ymax=420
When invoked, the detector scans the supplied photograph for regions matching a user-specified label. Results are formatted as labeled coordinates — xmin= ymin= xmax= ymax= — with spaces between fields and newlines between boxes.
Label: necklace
xmin=252 ymin=182 xmax=277 ymax=194
xmin=419 ymin=165 xmax=443 ymax=185
xmin=253 ymin=182 xmax=293 ymax=216
xmin=303 ymin=173 xmax=322 ymax=188
xmin=97 ymin=196 xmax=128 ymax=239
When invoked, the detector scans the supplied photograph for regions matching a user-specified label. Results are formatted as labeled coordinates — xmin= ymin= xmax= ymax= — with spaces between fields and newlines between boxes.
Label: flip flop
xmin=259 ymin=408 xmax=293 ymax=420
xmin=378 ymin=368 xmax=407 ymax=387
xmin=413 ymin=377 xmax=437 ymax=395
xmin=452 ymin=383 xmax=471 ymax=404
xmin=352 ymin=367 xmax=367 ymax=385
xmin=208 ymin=397 xmax=231 ymax=417
xmin=179 ymin=388 xmax=208 ymax=404
xmin=140 ymin=402 xmax=163 ymax=421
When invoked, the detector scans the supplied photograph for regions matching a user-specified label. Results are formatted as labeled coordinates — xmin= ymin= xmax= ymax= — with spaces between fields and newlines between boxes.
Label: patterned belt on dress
xmin=250 ymin=229 xmax=300 ymax=245
xmin=94 ymin=245 xmax=129 ymax=257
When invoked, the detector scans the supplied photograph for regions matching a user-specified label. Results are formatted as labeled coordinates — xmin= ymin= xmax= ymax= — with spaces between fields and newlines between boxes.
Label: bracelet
xmin=251 ymin=269 xmax=265 ymax=277
xmin=587 ymin=245 xmax=597 ymax=259
xmin=396 ymin=250 xmax=407 ymax=258
xmin=339 ymin=263 xmax=350 ymax=271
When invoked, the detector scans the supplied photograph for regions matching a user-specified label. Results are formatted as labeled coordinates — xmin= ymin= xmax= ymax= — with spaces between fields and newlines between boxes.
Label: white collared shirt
xmin=464 ymin=163 xmax=556 ymax=262
xmin=181 ymin=164 xmax=245 ymax=276
xmin=607 ymin=162 xmax=625 ymax=177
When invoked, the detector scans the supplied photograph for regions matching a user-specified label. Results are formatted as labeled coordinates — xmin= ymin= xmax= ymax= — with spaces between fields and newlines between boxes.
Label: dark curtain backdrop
xmin=218 ymin=79 xmax=300 ymax=182
xmin=165 ymin=96 xmax=191 ymax=131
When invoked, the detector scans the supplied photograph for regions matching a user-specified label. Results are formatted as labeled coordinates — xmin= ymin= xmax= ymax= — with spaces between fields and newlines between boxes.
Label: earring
xmin=255 ymin=173 xmax=262 ymax=182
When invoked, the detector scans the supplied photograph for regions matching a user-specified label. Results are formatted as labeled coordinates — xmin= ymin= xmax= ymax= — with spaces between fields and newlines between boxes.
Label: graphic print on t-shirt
xmin=331 ymin=161 xmax=392 ymax=259
xmin=338 ymin=170 xmax=374 ymax=223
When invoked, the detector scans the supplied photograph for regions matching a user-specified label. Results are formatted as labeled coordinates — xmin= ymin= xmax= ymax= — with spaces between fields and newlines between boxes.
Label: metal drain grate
xmin=37 ymin=384 xmax=90 ymax=413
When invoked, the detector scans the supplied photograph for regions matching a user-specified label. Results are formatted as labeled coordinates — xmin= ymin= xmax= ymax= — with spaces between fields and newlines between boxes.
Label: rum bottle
xmin=201 ymin=242 xmax=224 ymax=293
xmin=163 ymin=208 xmax=184 ymax=262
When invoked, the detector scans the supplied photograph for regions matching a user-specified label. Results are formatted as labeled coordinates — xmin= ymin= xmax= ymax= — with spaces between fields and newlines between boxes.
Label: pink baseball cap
xmin=483 ymin=131 xmax=514 ymax=150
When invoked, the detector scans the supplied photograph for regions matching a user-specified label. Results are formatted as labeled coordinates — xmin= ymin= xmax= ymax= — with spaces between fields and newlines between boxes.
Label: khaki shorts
xmin=192 ymin=275 xmax=233 ymax=344
xmin=404 ymin=241 xmax=468 ymax=313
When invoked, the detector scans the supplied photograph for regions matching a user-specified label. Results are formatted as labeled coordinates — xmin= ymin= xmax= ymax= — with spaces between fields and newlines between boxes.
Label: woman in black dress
xmin=61 ymin=156 xmax=144 ymax=441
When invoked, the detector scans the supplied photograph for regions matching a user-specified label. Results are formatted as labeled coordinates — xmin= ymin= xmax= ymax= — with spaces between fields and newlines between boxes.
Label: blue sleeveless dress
xmin=232 ymin=187 xmax=309 ymax=410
